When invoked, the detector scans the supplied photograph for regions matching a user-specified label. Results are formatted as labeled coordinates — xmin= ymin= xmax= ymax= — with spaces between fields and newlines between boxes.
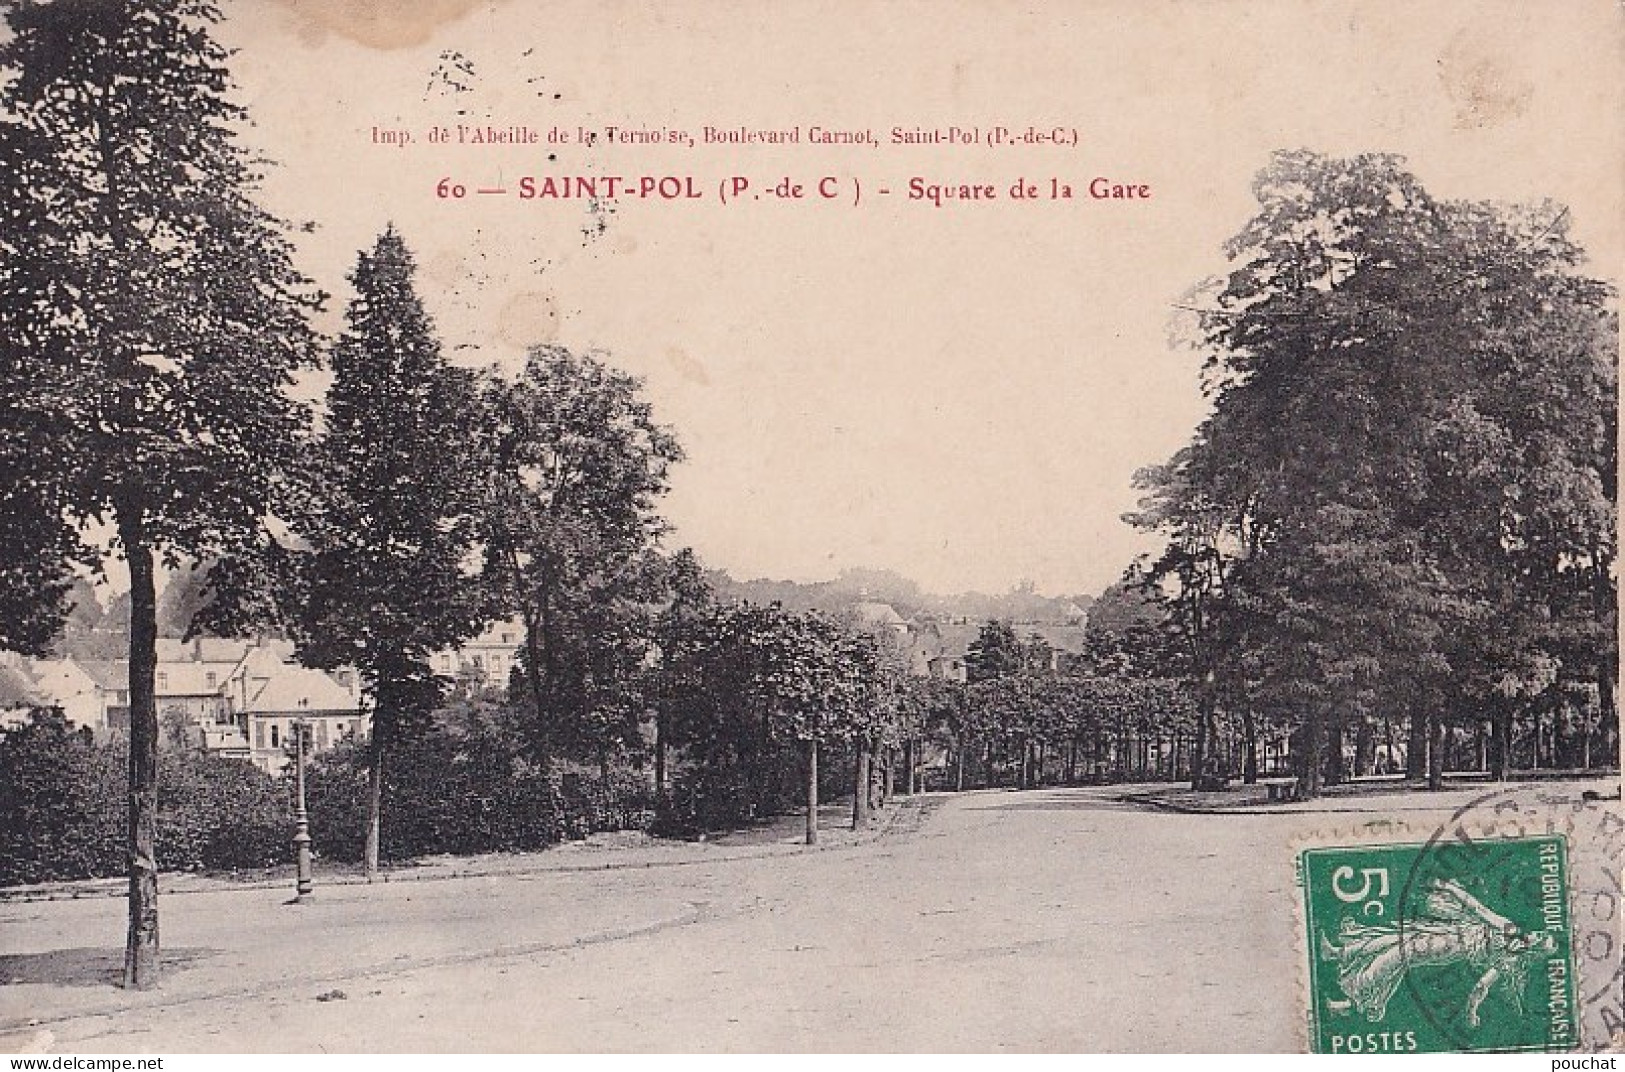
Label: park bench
xmin=1262 ymin=777 xmax=1300 ymax=803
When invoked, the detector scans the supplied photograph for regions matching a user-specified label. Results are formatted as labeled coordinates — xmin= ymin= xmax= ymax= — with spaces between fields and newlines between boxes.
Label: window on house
xmin=270 ymin=724 xmax=279 ymax=748
xmin=156 ymin=673 xmax=168 ymax=691
xmin=440 ymin=655 xmax=452 ymax=671
xmin=317 ymin=721 xmax=329 ymax=748
xmin=255 ymin=721 xmax=264 ymax=749
xmin=501 ymin=632 xmax=513 ymax=644
xmin=205 ymin=672 xmax=216 ymax=688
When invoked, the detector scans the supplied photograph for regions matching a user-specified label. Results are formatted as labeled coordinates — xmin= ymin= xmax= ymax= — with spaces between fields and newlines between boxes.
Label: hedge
xmin=0 ymin=708 xmax=656 ymax=885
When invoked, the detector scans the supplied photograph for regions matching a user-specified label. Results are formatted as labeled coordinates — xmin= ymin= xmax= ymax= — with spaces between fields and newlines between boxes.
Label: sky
xmin=202 ymin=0 xmax=1622 ymax=598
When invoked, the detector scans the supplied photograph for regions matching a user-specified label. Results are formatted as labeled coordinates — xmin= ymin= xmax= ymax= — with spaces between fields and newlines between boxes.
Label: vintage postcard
xmin=0 ymin=0 xmax=1620 ymax=1056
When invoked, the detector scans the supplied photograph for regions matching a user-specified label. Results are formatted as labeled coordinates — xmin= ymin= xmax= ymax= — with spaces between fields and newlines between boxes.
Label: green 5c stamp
xmin=1300 ymin=835 xmax=1577 ymax=1054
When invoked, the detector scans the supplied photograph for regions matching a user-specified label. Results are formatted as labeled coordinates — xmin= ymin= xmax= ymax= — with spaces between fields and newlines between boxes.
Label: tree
xmin=1133 ymin=150 xmax=1615 ymax=796
xmin=478 ymin=346 xmax=682 ymax=781
xmin=650 ymin=548 xmax=715 ymax=808
xmin=286 ymin=227 xmax=486 ymax=879
xmin=0 ymin=0 xmax=322 ymax=986
xmin=752 ymin=608 xmax=870 ymax=845
xmin=964 ymin=620 xmax=1024 ymax=683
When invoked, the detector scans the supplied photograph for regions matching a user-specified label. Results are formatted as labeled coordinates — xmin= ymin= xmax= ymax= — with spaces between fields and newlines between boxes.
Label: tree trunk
xmin=1020 ymin=736 xmax=1033 ymax=789
xmin=1489 ymin=699 xmax=1511 ymax=781
xmin=753 ymin=705 xmax=774 ymax=820
xmin=852 ymin=739 xmax=871 ymax=829
xmin=1406 ymin=708 xmax=1428 ymax=779
xmin=517 ymin=592 xmax=552 ymax=778
xmin=654 ymin=700 xmax=668 ymax=808
xmin=1427 ymin=712 xmax=1444 ymax=791
xmin=1324 ymin=714 xmax=1345 ymax=787
xmin=1066 ymin=739 xmax=1077 ymax=783
xmin=880 ymin=742 xmax=893 ymax=805
xmin=1353 ymin=720 xmax=1374 ymax=778
xmin=955 ymin=739 xmax=966 ymax=792
xmin=119 ymin=511 xmax=160 ymax=990
xmin=900 ymin=739 xmax=914 ymax=796
xmin=1298 ymin=714 xmax=1324 ymax=798
xmin=804 ymin=739 xmax=819 ymax=845
xmin=364 ymin=722 xmax=385 ymax=880
xmin=1600 ymin=671 xmax=1617 ymax=770
xmin=1190 ymin=706 xmax=1209 ymax=789
xmin=1242 ymin=711 xmax=1259 ymax=784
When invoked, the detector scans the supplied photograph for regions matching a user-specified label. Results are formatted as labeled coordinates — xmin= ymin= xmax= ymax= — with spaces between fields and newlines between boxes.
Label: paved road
xmin=0 ymin=783 xmax=1616 ymax=1052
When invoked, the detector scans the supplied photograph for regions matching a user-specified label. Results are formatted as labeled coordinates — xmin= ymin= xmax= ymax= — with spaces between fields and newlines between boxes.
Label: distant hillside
xmin=705 ymin=566 xmax=1096 ymax=624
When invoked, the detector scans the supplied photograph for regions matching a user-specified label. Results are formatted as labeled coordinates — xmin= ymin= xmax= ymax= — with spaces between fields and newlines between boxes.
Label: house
xmin=433 ymin=619 xmax=525 ymax=691
xmin=0 ymin=654 xmax=114 ymax=733
xmin=76 ymin=659 xmax=131 ymax=732
xmin=240 ymin=660 xmax=367 ymax=775
xmin=152 ymin=638 xmax=252 ymax=741
xmin=908 ymin=621 xmax=984 ymax=682
xmin=30 ymin=639 xmax=366 ymax=773
xmin=20 ymin=658 xmax=106 ymax=732
xmin=905 ymin=619 xmax=1091 ymax=682
xmin=0 ymin=664 xmax=44 ymax=727
xmin=852 ymin=601 xmax=910 ymax=638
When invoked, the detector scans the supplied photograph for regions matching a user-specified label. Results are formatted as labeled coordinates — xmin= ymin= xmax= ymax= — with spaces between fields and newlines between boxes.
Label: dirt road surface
xmin=1 ymin=781 xmax=1617 ymax=1052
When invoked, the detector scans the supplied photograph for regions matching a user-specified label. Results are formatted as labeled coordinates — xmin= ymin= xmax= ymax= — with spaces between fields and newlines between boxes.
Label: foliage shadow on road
xmin=956 ymin=792 xmax=1155 ymax=814
xmin=0 ymin=946 xmax=218 ymax=990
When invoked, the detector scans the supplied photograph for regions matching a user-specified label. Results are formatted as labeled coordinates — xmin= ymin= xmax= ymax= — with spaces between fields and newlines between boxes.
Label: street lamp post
xmin=292 ymin=719 xmax=313 ymax=902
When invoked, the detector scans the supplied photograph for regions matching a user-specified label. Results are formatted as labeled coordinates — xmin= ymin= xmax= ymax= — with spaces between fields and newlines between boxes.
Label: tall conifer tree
xmin=290 ymin=227 xmax=485 ymax=879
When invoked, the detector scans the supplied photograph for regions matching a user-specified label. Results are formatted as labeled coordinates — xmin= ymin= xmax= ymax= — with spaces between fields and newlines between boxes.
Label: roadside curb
xmin=0 ymin=792 xmax=934 ymax=905
xmin=1110 ymin=778 xmax=1618 ymax=817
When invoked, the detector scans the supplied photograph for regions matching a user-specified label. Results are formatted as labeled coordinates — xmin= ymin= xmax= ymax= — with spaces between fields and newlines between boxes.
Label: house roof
xmin=155 ymin=638 xmax=252 ymax=665
xmin=77 ymin=660 xmax=129 ymax=691
xmin=905 ymin=622 xmax=1089 ymax=664
xmin=0 ymin=666 xmax=42 ymax=708
xmin=457 ymin=619 xmax=526 ymax=650
xmin=244 ymin=664 xmax=360 ymax=714
xmin=852 ymin=602 xmax=906 ymax=626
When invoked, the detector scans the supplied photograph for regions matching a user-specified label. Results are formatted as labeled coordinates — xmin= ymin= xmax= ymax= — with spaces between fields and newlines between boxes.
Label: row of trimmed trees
xmin=911 ymin=618 xmax=1199 ymax=791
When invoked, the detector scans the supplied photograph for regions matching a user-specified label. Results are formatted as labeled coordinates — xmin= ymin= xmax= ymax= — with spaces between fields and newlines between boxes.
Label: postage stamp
xmin=1301 ymin=834 xmax=1578 ymax=1054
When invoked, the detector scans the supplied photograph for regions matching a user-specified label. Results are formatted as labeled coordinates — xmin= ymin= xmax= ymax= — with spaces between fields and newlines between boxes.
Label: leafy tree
xmin=964 ymin=620 xmax=1024 ymax=683
xmin=650 ymin=548 xmax=715 ymax=807
xmin=753 ymin=608 xmax=871 ymax=845
xmin=845 ymin=622 xmax=907 ymax=826
xmin=0 ymin=0 xmax=322 ymax=986
xmin=286 ymin=226 xmax=486 ymax=879
xmin=1133 ymin=150 xmax=1615 ymax=795
xmin=478 ymin=346 xmax=682 ymax=779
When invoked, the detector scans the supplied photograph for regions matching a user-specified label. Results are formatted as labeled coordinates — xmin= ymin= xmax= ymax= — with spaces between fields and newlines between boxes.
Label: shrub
xmin=1 ymin=704 xmax=659 ymax=884
xmin=0 ymin=710 xmax=293 ymax=885
xmin=301 ymin=718 xmax=654 ymax=865
xmin=0 ymin=711 xmax=123 ymax=885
